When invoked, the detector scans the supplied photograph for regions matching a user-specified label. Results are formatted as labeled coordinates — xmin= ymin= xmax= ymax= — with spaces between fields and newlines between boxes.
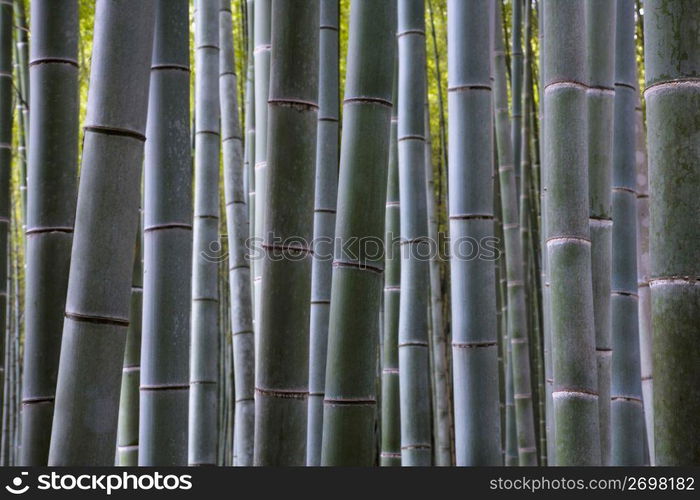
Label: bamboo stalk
xmin=397 ymin=0 xmax=432 ymax=467
xmin=321 ymin=0 xmax=396 ymax=466
xmin=48 ymin=0 xmax=156 ymax=465
xmin=18 ymin=0 xmax=78 ymax=466
xmin=425 ymin=88 xmax=452 ymax=467
xmin=634 ymin=91 xmax=653 ymax=465
xmin=253 ymin=0 xmax=319 ymax=466
xmin=243 ymin=0 xmax=255 ymax=260
xmin=252 ymin=0 xmax=270 ymax=335
xmin=189 ymin=0 xmax=221 ymax=466
xmin=643 ymin=0 xmax=700 ymax=466
xmin=610 ymin=0 xmax=645 ymax=466
xmin=511 ymin=0 xmax=523 ymax=197
xmin=448 ymin=0 xmax=501 ymax=466
xmin=116 ymin=235 xmax=142 ymax=466
xmin=12 ymin=0 xmax=27 ymax=220
xmin=220 ymin=0 xmax=255 ymax=467
xmin=306 ymin=0 xmax=339 ymax=467
xmin=139 ymin=0 xmax=191 ymax=466
xmin=0 ymin=0 xmax=12 ymax=445
xmin=380 ymin=59 xmax=401 ymax=467
xmin=543 ymin=0 xmax=601 ymax=466
xmin=586 ymin=0 xmax=616 ymax=466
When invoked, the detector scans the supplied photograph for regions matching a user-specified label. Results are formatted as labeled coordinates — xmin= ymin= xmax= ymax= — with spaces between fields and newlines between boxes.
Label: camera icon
xmin=5 ymin=472 xmax=29 ymax=495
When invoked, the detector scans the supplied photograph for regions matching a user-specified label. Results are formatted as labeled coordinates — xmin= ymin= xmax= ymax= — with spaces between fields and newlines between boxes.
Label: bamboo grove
xmin=0 ymin=0 xmax=696 ymax=467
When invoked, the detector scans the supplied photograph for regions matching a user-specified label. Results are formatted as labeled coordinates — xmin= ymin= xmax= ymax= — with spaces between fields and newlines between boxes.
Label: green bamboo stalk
xmin=493 ymin=141 xmax=507 ymax=465
xmin=244 ymin=0 xmax=255 ymax=254
xmin=189 ymin=0 xmax=221 ymax=466
xmin=610 ymin=0 xmax=644 ymax=466
xmin=424 ymin=91 xmax=452 ymax=467
xmin=48 ymin=0 xmax=155 ymax=465
xmin=139 ymin=0 xmax=191 ymax=466
xmin=448 ymin=0 xmax=500 ymax=466
xmin=306 ymin=0 xmax=339 ymax=467
xmin=18 ymin=0 xmax=78 ymax=466
xmin=116 ymin=235 xmax=142 ymax=466
xmin=220 ymin=0 xmax=255 ymax=467
xmin=643 ymin=0 xmax=700 ymax=466
xmin=397 ymin=0 xmax=432 ymax=467
xmin=254 ymin=0 xmax=319 ymax=466
xmin=511 ymin=0 xmax=523 ymax=197
xmin=12 ymin=0 xmax=27 ymax=220
xmin=252 ymin=0 xmax=270 ymax=334
xmin=634 ymin=92 xmax=654 ymax=465
xmin=586 ymin=0 xmax=616 ymax=466
xmin=380 ymin=59 xmax=401 ymax=467
xmin=543 ymin=0 xmax=601 ymax=466
xmin=321 ymin=0 xmax=396 ymax=466
xmin=494 ymin=0 xmax=537 ymax=465
xmin=494 ymin=4 xmax=516 ymax=467
xmin=537 ymin=0 xmax=556 ymax=466
xmin=0 ymin=0 xmax=12 ymax=443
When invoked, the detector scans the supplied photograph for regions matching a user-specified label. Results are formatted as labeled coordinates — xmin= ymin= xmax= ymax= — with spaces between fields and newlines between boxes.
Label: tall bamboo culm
xmin=254 ymin=0 xmax=319 ymax=466
xmin=48 ymin=0 xmax=156 ymax=465
xmin=543 ymin=0 xmax=601 ymax=465
xmin=510 ymin=0 xmax=523 ymax=196
xmin=397 ymin=0 xmax=432 ymax=467
xmin=448 ymin=0 xmax=500 ymax=466
xmin=12 ymin=0 xmax=27 ymax=218
xmin=0 ymin=0 xmax=12 ymax=439
xmin=189 ymin=0 xmax=221 ymax=466
xmin=643 ymin=0 xmax=700 ymax=466
xmin=380 ymin=59 xmax=400 ymax=467
xmin=424 ymin=93 xmax=451 ymax=466
xmin=306 ymin=0 xmax=339 ymax=467
xmin=634 ymin=94 xmax=653 ymax=464
xmin=116 ymin=235 xmax=142 ymax=465
xmin=586 ymin=0 xmax=616 ymax=466
xmin=610 ymin=0 xmax=644 ymax=465
xmin=321 ymin=0 xmax=396 ymax=466
xmin=494 ymin=0 xmax=538 ymax=466
xmin=140 ymin=0 xmax=191 ymax=466
xmin=220 ymin=0 xmax=255 ymax=467
xmin=252 ymin=0 xmax=271 ymax=333
xmin=493 ymin=2 xmax=517 ymax=466
xmin=244 ymin=0 xmax=255 ymax=249
xmin=19 ymin=0 xmax=78 ymax=466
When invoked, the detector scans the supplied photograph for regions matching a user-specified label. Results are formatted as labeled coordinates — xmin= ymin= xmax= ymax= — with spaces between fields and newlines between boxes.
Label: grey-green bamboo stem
xmin=253 ymin=0 xmax=319 ymax=466
xmin=117 ymin=235 xmax=143 ymax=466
xmin=220 ymin=0 xmax=255 ymax=467
xmin=543 ymin=0 xmax=601 ymax=466
xmin=380 ymin=60 xmax=400 ymax=467
xmin=306 ymin=0 xmax=339 ymax=467
xmin=494 ymin=0 xmax=538 ymax=467
xmin=610 ymin=0 xmax=644 ymax=466
xmin=252 ymin=0 xmax=270 ymax=335
xmin=321 ymin=0 xmax=396 ymax=466
xmin=448 ymin=0 xmax=501 ymax=466
xmin=19 ymin=0 xmax=78 ymax=466
xmin=643 ymin=0 xmax=700 ymax=466
xmin=0 ymin=0 xmax=12 ymax=444
xmin=586 ymin=0 xmax=616 ymax=466
xmin=189 ymin=0 xmax=221 ymax=466
xmin=397 ymin=0 xmax=432 ymax=467
xmin=424 ymin=92 xmax=452 ymax=467
xmin=634 ymin=92 xmax=653 ymax=465
xmin=48 ymin=0 xmax=155 ymax=465
xmin=140 ymin=0 xmax=191 ymax=466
